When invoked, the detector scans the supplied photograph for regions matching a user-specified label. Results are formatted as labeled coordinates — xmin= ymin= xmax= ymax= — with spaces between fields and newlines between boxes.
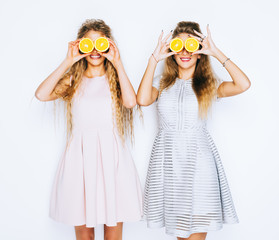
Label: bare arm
xmin=137 ymin=31 xmax=177 ymax=106
xmin=214 ymin=49 xmax=251 ymax=98
xmin=136 ymin=56 xmax=159 ymax=106
xmin=191 ymin=25 xmax=251 ymax=99
xmin=114 ymin=61 xmax=137 ymax=108
xmin=35 ymin=39 xmax=91 ymax=102
xmin=100 ymin=39 xmax=137 ymax=108
xmin=35 ymin=59 xmax=72 ymax=101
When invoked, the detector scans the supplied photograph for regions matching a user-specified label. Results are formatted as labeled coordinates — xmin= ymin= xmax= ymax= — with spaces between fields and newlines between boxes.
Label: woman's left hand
xmin=189 ymin=24 xmax=219 ymax=57
xmin=99 ymin=38 xmax=121 ymax=68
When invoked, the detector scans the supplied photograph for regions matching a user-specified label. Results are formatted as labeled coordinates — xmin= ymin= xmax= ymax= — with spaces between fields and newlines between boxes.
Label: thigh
xmin=74 ymin=225 xmax=95 ymax=240
xmin=104 ymin=222 xmax=123 ymax=240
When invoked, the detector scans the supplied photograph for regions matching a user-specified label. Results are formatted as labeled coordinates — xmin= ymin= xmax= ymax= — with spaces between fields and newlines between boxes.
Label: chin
xmin=180 ymin=63 xmax=196 ymax=69
xmin=176 ymin=61 xmax=196 ymax=70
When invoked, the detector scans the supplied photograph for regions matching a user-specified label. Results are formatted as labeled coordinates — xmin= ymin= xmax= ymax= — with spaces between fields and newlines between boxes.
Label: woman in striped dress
xmin=137 ymin=21 xmax=250 ymax=239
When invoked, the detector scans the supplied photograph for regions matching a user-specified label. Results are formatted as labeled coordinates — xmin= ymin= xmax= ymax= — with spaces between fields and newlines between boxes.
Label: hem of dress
xmin=49 ymin=214 xmax=143 ymax=228
xmin=141 ymin=214 xmax=239 ymax=238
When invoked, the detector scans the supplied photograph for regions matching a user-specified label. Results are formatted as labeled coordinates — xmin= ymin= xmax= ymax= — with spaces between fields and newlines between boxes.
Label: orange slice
xmin=95 ymin=37 xmax=110 ymax=52
xmin=79 ymin=38 xmax=94 ymax=53
xmin=170 ymin=38 xmax=184 ymax=52
xmin=185 ymin=38 xmax=199 ymax=52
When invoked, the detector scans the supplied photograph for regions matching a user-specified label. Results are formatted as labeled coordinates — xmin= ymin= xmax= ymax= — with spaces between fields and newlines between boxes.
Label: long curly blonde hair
xmin=53 ymin=19 xmax=134 ymax=145
xmin=158 ymin=21 xmax=222 ymax=119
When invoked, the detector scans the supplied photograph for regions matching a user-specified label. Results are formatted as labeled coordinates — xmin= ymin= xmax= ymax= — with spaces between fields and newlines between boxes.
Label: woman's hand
xmin=190 ymin=24 xmax=251 ymax=98
xmin=190 ymin=24 xmax=219 ymax=57
xmin=65 ymin=39 xmax=91 ymax=65
xmin=152 ymin=31 xmax=177 ymax=62
xmin=99 ymin=38 xmax=121 ymax=68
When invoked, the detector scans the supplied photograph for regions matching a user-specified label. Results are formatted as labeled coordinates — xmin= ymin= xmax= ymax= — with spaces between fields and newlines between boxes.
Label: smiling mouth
xmin=180 ymin=57 xmax=191 ymax=62
xmin=90 ymin=54 xmax=101 ymax=59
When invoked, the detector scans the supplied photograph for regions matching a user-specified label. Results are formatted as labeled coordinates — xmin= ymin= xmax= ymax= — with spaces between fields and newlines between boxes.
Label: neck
xmin=84 ymin=63 xmax=106 ymax=78
xmin=178 ymin=65 xmax=195 ymax=80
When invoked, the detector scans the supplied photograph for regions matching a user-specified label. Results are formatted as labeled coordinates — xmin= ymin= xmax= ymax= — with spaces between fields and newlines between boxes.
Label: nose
xmin=181 ymin=48 xmax=190 ymax=55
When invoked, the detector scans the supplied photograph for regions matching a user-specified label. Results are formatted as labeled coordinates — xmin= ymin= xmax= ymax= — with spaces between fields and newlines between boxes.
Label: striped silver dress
xmin=142 ymin=75 xmax=239 ymax=238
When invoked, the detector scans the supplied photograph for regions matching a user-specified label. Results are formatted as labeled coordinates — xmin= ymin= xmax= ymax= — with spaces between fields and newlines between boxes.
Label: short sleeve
xmin=216 ymin=79 xmax=224 ymax=102
xmin=152 ymin=75 xmax=163 ymax=90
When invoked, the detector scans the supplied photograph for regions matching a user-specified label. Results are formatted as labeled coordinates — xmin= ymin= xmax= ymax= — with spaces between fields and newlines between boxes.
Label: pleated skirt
xmin=49 ymin=128 xmax=143 ymax=227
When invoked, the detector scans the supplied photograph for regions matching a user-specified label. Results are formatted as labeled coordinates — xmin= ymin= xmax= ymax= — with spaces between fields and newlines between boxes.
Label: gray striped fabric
xmin=142 ymin=76 xmax=239 ymax=238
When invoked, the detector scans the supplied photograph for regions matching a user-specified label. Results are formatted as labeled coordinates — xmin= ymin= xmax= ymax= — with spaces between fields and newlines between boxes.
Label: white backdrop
xmin=0 ymin=0 xmax=278 ymax=239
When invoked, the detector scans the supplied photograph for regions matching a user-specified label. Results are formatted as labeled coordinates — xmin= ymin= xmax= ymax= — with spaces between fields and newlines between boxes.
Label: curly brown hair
xmin=53 ymin=19 xmax=134 ymax=146
xmin=158 ymin=21 xmax=222 ymax=119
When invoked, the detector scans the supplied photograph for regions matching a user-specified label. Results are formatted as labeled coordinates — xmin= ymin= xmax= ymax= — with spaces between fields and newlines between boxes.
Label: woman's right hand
xmin=152 ymin=31 xmax=177 ymax=62
xmin=65 ymin=39 xmax=91 ymax=65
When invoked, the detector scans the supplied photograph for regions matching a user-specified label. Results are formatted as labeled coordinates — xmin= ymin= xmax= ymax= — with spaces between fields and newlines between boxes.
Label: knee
xmin=104 ymin=233 xmax=121 ymax=240
xmin=76 ymin=232 xmax=94 ymax=240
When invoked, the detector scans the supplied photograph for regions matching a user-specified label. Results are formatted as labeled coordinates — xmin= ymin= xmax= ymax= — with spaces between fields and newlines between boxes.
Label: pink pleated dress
xmin=49 ymin=74 xmax=143 ymax=227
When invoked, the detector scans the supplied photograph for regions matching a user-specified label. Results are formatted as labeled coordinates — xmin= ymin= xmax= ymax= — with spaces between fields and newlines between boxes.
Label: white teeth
xmin=90 ymin=55 xmax=101 ymax=58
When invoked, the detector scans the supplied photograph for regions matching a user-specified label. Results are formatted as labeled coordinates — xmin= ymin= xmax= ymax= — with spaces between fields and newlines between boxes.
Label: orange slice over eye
xmin=185 ymin=37 xmax=199 ymax=52
xmin=170 ymin=38 xmax=184 ymax=52
xmin=95 ymin=37 xmax=110 ymax=52
xmin=79 ymin=38 xmax=94 ymax=53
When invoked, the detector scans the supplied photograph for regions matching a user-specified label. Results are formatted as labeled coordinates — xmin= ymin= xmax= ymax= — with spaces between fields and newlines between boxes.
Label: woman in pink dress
xmin=35 ymin=19 xmax=143 ymax=240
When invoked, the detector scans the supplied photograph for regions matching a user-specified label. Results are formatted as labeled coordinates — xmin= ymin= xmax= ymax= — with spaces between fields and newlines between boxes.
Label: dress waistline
xmin=158 ymin=125 xmax=207 ymax=132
